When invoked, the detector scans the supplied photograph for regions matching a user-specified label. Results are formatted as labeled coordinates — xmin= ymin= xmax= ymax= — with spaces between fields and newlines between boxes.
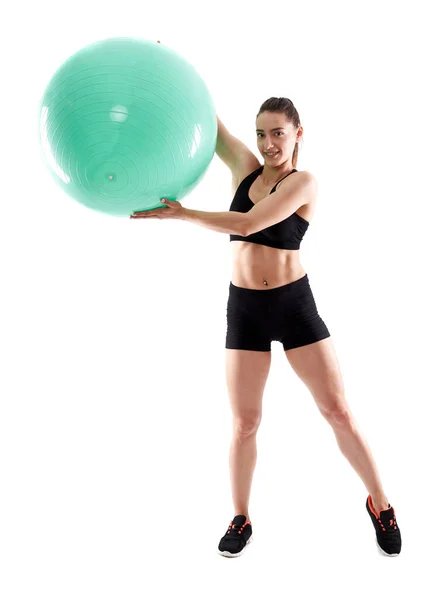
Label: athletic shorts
xmin=225 ymin=274 xmax=331 ymax=352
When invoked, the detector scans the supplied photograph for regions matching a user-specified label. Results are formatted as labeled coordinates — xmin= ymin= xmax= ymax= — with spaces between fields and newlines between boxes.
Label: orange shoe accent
xmin=368 ymin=495 xmax=379 ymax=518
xmin=368 ymin=495 xmax=398 ymax=531
xmin=227 ymin=518 xmax=252 ymax=535
xmin=238 ymin=519 xmax=252 ymax=534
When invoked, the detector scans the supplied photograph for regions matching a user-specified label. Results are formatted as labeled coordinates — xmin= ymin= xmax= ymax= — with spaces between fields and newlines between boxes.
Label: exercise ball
xmin=38 ymin=37 xmax=217 ymax=217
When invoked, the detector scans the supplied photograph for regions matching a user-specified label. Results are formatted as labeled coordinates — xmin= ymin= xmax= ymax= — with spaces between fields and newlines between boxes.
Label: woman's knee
xmin=232 ymin=413 xmax=262 ymax=436
xmin=318 ymin=395 xmax=354 ymax=428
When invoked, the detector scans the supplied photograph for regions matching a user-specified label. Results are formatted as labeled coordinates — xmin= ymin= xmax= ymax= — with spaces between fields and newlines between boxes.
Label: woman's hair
xmin=256 ymin=97 xmax=302 ymax=169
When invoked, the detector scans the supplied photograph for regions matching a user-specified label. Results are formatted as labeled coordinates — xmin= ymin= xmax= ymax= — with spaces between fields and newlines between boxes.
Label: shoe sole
xmin=218 ymin=535 xmax=253 ymax=558
xmin=218 ymin=536 xmax=399 ymax=557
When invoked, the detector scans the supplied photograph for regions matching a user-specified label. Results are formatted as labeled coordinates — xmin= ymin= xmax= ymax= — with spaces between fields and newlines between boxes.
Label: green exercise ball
xmin=38 ymin=37 xmax=217 ymax=217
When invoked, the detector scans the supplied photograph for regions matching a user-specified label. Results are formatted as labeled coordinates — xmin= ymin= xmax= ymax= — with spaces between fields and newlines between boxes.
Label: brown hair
xmin=256 ymin=97 xmax=302 ymax=169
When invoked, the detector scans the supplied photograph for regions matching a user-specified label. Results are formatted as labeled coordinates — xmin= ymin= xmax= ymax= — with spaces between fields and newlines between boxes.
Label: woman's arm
xmin=216 ymin=115 xmax=255 ymax=174
xmin=181 ymin=208 xmax=247 ymax=236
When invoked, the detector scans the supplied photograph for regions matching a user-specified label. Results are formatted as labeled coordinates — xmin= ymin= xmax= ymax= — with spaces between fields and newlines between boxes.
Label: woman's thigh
xmin=284 ymin=337 xmax=349 ymax=419
xmin=225 ymin=349 xmax=272 ymax=429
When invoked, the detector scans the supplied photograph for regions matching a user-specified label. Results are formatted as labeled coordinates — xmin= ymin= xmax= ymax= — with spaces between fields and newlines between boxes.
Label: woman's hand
xmin=130 ymin=199 xmax=184 ymax=220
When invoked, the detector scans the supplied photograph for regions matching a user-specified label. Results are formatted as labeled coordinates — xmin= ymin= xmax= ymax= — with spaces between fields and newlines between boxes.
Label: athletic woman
xmin=130 ymin=96 xmax=402 ymax=559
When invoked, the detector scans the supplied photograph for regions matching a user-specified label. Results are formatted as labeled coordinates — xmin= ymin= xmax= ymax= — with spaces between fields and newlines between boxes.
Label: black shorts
xmin=225 ymin=274 xmax=331 ymax=352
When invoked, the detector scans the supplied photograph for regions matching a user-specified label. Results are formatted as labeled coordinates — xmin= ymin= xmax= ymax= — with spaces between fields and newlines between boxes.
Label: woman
xmin=130 ymin=97 xmax=402 ymax=559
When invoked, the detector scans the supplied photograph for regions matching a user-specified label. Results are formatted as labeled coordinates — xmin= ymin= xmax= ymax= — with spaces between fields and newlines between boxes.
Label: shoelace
xmin=377 ymin=514 xmax=398 ymax=533
xmin=226 ymin=521 xmax=248 ymax=537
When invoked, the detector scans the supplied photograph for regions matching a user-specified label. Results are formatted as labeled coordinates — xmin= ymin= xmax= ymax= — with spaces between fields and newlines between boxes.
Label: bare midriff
xmin=230 ymin=241 xmax=306 ymax=289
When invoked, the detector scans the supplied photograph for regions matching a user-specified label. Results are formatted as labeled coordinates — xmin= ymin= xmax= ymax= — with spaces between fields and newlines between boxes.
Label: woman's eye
xmin=257 ymin=132 xmax=283 ymax=137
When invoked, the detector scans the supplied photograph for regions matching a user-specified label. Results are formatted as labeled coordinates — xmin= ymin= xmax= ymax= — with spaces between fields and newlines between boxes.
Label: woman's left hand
xmin=130 ymin=198 xmax=184 ymax=220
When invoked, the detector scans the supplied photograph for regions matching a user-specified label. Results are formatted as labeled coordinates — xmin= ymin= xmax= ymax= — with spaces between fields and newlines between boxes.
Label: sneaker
xmin=218 ymin=515 xmax=253 ymax=558
xmin=366 ymin=495 xmax=402 ymax=556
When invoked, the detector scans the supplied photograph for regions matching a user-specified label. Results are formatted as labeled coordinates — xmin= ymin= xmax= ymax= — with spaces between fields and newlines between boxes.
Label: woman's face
xmin=256 ymin=111 xmax=302 ymax=165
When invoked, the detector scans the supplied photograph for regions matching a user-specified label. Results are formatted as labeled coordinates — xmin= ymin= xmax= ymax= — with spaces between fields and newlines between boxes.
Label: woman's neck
xmin=260 ymin=161 xmax=294 ymax=186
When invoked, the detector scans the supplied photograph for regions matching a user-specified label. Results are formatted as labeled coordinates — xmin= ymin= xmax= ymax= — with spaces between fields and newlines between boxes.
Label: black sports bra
xmin=229 ymin=165 xmax=309 ymax=250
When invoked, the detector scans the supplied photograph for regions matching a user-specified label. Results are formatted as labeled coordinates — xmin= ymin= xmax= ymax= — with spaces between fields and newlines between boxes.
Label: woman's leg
xmin=285 ymin=337 xmax=389 ymax=513
xmin=225 ymin=349 xmax=272 ymax=519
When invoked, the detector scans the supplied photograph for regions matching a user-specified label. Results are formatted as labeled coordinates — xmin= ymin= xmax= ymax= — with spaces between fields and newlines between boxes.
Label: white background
xmin=2 ymin=0 xmax=441 ymax=597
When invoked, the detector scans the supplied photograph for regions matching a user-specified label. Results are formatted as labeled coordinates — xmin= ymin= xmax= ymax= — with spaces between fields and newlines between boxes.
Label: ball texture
xmin=39 ymin=37 xmax=216 ymax=216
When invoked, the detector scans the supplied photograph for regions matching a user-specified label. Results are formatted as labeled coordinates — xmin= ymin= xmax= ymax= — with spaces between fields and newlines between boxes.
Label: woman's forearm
xmin=181 ymin=208 xmax=246 ymax=236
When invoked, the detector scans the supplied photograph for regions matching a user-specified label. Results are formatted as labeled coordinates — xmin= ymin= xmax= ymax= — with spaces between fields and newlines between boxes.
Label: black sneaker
xmin=218 ymin=515 xmax=253 ymax=558
xmin=366 ymin=495 xmax=402 ymax=556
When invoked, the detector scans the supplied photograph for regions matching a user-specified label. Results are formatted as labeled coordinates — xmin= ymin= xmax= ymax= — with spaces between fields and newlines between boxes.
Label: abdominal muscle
xmin=230 ymin=241 xmax=306 ymax=289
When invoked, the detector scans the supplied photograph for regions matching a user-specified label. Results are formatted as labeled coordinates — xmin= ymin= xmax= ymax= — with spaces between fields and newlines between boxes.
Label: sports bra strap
xmin=270 ymin=168 xmax=298 ymax=193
